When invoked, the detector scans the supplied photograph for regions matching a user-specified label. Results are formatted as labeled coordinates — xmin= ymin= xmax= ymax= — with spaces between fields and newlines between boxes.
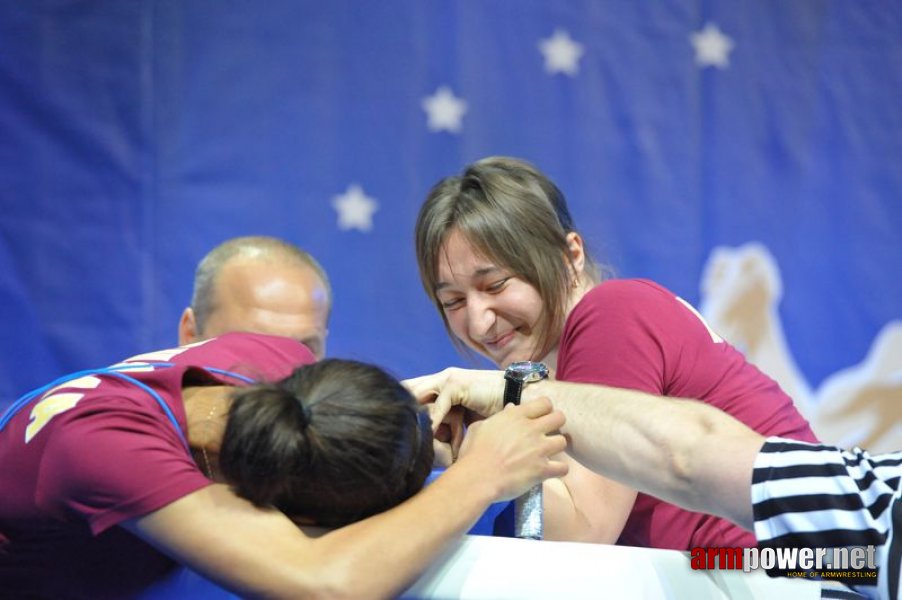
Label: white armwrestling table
xmin=141 ymin=534 xmax=823 ymax=599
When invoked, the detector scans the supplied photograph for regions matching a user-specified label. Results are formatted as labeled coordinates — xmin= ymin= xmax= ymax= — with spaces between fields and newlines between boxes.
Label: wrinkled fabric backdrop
xmin=1 ymin=1 xmax=900 ymax=447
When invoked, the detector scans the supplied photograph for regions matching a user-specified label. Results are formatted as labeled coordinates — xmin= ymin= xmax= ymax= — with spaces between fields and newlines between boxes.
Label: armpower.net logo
xmin=690 ymin=546 xmax=878 ymax=583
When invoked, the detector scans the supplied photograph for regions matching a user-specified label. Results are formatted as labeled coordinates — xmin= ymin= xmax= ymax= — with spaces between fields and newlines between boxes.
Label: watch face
xmin=506 ymin=361 xmax=549 ymax=383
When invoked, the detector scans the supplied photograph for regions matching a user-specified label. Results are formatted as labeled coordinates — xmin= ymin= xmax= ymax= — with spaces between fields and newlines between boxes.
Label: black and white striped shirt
xmin=752 ymin=437 xmax=902 ymax=600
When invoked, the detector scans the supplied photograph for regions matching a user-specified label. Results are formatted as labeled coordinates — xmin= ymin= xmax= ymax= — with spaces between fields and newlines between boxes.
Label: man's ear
xmin=178 ymin=308 xmax=198 ymax=346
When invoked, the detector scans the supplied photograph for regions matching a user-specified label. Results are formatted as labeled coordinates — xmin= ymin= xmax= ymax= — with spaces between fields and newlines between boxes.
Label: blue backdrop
xmin=1 ymin=2 xmax=900 ymax=420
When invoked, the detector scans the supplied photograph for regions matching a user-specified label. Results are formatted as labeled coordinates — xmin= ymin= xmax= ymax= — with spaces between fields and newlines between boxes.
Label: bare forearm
xmin=131 ymin=401 xmax=567 ymax=599
xmin=542 ymin=457 xmax=637 ymax=543
xmin=130 ymin=469 xmax=500 ymax=600
xmin=314 ymin=461 xmax=502 ymax=598
xmin=524 ymin=380 xmax=763 ymax=530
xmin=323 ymin=398 xmax=567 ymax=597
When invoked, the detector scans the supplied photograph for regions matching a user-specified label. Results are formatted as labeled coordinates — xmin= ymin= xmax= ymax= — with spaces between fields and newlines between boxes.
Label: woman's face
xmin=434 ymin=229 xmax=546 ymax=367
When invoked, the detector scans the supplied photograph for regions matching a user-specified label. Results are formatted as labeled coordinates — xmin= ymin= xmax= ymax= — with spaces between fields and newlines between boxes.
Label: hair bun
xmin=292 ymin=394 xmax=311 ymax=430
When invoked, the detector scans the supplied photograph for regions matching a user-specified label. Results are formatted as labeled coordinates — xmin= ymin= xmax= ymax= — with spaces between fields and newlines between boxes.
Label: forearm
xmin=321 ymin=398 xmax=566 ymax=596
xmin=542 ymin=456 xmax=636 ymax=543
xmin=129 ymin=471 xmax=500 ymax=600
xmin=524 ymin=380 xmax=763 ymax=530
xmin=130 ymin=395 xmax=571 ymax=600
xmin=314 ymin=460 xmax=503 ymax=597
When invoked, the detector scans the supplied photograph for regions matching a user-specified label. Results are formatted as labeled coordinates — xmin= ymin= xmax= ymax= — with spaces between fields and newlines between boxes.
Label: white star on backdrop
xmin=690 ymin=22 xmax=734 ymax=69
xmin=332 ymin=184 xmax=378 ymax=232
xmin=421 ymin=86 xmax=468 ymax=133
xmin=538 ymin=29 xmax=585 ymax=76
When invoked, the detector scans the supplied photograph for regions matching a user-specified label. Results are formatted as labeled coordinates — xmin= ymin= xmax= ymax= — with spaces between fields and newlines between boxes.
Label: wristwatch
xmin=503 ymin=361 xmax=549 ymax=406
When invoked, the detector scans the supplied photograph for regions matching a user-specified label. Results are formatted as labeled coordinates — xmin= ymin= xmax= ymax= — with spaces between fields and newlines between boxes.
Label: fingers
xmin=532 ymin=406 xmax=566 ymax=436
xmin=505 ymin=403 xmax=568 ymax=469
xmin=406 ymin=368 xmax=505 ymax=419
xmin=434 ymin=422 xmax=453 ymax=444
xmin=542 ymin=429 xmax=568 ymax=459
xmin=544 ymin=458 xmax=570 ymax=480
xmin=503 ymin=398 xmax=565 ymax=434
xmin=402 ymin=373 xmax=440 ymax=405
xmin=432 ymin=438 xmax=454 ymax=468
xmin=518 ymin=396 xmax=554 ymax=418
xmin=518 ymin=395 xmax=552 ymax=414
xmin=430 ymin=386 xmax=455 ymax=432
xmin=462 ymin=408 xmax=486 ymax=426
xmin=457 ymin=403 xmax=570 ymax=501
xmin=404 ymin=372 xmax=453 ymax=432
xmin=443 ymin=406 xmax=466 ymax=459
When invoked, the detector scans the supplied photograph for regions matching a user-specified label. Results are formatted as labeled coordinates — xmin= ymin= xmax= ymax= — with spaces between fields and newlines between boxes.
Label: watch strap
xmin=503 ymin=373 xmax=524 ymax=406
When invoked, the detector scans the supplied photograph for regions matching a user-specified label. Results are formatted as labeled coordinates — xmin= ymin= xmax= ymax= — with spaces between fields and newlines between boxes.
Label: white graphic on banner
xmin=332 ymin=184 xmax=378 ymax=232
xmin=538 ymin=29 xmax=585 ymax=76
xmin=690 ymin=22 xmax=735 ymax=69
xmin=700 ymin=242 xmax=902 ymax=453
xmin=422 ymin=86 xmax=468 ymax=133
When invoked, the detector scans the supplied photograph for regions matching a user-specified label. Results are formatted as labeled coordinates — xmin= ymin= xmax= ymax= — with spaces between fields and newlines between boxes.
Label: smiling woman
xmin=413 ymin=155 xmax=819 ymax=551
xmin=434 ymin=229 xmax=550 ymax=367
xmin=417 ymin=157 xmax=602 ymax=368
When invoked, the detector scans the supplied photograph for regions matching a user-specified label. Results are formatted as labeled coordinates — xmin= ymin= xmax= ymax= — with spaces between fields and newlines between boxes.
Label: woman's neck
xmin=183 ymin=385 xmax=232 ymax=481
xmin=542 ymin=276 xmax=595 ymax=373
xmin=183 ymin=385 xmax=232 ymax=454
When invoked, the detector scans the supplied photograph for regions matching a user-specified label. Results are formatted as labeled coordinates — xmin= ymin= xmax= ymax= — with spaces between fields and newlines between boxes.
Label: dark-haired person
xmin=409 ymin=375 xmax=899 ymax=599
xmin=179 ymin=235 xmax=331 ymax=358
xmin=0 ymin=332 xmax=567 ymax=599
xmin=411 ymin=155 xmax=818 ymax=550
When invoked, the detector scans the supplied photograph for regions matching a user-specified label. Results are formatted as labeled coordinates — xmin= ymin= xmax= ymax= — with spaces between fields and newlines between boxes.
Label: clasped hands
xmin=404 ymin=367 xmax=564 ymax=468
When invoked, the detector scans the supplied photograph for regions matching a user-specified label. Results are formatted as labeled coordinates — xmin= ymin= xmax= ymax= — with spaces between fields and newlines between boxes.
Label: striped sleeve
xmin=752 ymin=437 xmax=902 ymax=599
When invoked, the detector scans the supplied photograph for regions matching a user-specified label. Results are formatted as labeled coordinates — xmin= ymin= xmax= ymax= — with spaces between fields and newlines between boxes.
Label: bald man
xmin=178 ymin=236 xmax=331 ymax=358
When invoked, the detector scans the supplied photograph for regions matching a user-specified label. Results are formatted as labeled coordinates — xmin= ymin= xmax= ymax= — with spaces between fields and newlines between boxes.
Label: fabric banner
xmin=1 ymin=1 xmax=900 ymax=449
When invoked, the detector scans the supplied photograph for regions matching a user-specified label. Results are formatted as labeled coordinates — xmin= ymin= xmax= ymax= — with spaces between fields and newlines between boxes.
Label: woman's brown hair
xmin=415 ymin=156 xmax=602 ymax=362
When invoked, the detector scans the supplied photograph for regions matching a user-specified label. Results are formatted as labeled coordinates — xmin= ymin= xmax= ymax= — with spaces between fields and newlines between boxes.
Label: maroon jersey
xmin=557 ymin=279 xmax=817 ymax=550
xmin=0 ymin=332 xmax=315 ymax=599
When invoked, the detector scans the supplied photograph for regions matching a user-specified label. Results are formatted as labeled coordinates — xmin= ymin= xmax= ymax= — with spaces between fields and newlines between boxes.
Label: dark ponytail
xmin=219 ymin=359 xmax=434 ymax=527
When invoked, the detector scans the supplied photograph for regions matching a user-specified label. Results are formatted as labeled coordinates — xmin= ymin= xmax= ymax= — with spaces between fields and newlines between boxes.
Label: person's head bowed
xmin=220 ymin=359 xmax=434 ymax=527
xmin=415 ymin=156 xmax=603 ymax=367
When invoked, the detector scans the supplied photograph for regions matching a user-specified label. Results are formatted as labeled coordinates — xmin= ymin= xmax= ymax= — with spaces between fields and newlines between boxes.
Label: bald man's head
xmin=179 ymin=237 xmax=331 ymax=358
